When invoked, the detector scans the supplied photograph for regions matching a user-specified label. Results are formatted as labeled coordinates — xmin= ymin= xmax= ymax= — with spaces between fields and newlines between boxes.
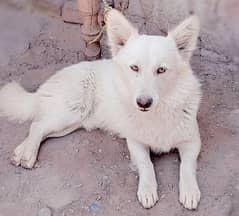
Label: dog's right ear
xmin=168 ymin=16 xmax=200 ymax=61
xmin=106 ymin=9 xmax=138 ymax=56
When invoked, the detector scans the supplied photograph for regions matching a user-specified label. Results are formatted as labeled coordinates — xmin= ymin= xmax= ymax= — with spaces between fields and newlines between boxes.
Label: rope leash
xmin=87 ymin=0 xmax=113 ymax=46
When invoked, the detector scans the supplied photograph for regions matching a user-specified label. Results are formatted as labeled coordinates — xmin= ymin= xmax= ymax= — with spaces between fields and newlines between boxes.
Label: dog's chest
xmin=127 ymin=116 xmax=179 ymax=152
xmin=101 ymin=107 xmax=189 ymax=152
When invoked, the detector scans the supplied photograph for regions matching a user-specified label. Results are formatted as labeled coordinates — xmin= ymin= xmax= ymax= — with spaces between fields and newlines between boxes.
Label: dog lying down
xmin=0 ymin=9 xmax=202 ymax=210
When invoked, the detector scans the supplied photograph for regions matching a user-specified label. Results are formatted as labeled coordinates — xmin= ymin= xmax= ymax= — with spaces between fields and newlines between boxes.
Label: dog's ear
xmin=169 ymin=16 xmax=200 ymax=61
xmin=106 ymin=9 xmax=138 ymax=56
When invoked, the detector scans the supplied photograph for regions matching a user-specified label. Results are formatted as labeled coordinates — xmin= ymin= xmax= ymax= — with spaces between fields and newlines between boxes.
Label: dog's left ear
xmin=106 ymin=9 xmax=138 ymax=56
xmin=168 ymin=16 xmax=200 ymax=61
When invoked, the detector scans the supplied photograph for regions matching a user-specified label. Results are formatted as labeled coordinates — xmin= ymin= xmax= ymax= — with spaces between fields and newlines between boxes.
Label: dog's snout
xmin=136 ymin=96 xmax=153 ymax=109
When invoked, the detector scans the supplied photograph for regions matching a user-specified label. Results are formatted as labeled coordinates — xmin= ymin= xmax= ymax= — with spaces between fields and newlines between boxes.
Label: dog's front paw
xmin=179 ymin=180 xmax=201 ymax=210
xmin=137 ymin=180 xmax=159 ymax=209
xmin=11 ymin=143 xmax=38 ymax=169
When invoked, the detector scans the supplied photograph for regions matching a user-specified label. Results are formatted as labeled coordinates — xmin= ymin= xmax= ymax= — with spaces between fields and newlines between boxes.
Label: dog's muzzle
xmin=136 ymin=96 xmax=153 ymax=111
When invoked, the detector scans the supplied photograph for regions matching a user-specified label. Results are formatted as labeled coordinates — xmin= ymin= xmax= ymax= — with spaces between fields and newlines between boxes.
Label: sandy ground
xmin=0 ymin=1 xmax=239 ymax=216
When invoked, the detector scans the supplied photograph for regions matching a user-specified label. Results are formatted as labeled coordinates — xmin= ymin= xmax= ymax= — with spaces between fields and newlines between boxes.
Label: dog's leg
xmin=11 ymin=120 xmax=80 ymax=169
xmin=127 ymin=138 xmax=158 ymax=208
xmin=178 ymin=135 xmax=201 ymax=210
xmin=11 ymin=122 xmax=48 ymax=169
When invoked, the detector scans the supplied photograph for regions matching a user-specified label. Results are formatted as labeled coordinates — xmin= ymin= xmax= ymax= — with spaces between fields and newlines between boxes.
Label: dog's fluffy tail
xmin=0 ymin=82 xmax=37 ymax=123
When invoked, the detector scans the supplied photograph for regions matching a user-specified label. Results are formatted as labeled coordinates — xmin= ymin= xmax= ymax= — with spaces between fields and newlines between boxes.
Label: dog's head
xmin=106 ymin=9 xmax=200 ymax=112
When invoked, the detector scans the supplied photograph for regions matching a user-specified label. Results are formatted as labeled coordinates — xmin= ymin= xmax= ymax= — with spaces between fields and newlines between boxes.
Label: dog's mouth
xmin=139 ymin=108 xmax=149 ymax=112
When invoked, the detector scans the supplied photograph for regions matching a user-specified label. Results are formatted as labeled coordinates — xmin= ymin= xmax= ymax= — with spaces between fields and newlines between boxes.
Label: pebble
xmin=75 ymin=183 xmax=83 ymax=188
xmin=96 ymin=195 xmax=102 ymax=201
xmin=38 ymin=207 xmax=52 ymax=216
xmin=89 ymin=202 xmax=100 ymax=213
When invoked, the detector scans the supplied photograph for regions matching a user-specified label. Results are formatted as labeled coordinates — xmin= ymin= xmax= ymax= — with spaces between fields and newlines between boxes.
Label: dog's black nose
xmin=136 ymin=96 xmax=153 ymax=109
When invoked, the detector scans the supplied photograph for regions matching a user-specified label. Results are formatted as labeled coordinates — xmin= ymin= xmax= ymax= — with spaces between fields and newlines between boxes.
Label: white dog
xmin=0 ymin=9 xmax=202 ymax=210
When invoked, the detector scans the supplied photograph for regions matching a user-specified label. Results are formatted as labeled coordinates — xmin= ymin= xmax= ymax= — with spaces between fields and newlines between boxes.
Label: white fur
xmin=0 ymin=10 xmax=202 ymax=210
xmin=0 ymin=81 xmax=37 ymax=122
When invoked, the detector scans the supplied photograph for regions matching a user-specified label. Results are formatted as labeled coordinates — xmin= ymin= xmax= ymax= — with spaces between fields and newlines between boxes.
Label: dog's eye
xmin=156 ymin=66 xmax=167 ymax=74
xmin=130 ymin=65 xmax=139 ymax=72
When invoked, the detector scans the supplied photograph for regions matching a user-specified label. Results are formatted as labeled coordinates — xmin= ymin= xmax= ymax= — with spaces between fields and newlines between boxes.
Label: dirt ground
xmin=0 ymin=1 xmax=239 ymax=216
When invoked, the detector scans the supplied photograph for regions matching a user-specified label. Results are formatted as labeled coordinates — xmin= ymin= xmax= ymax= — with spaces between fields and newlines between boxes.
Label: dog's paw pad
xmin=137 ymin=183 xmax=158 ymax=209
xmin=179 ymin=182 xmax=201 ymax=210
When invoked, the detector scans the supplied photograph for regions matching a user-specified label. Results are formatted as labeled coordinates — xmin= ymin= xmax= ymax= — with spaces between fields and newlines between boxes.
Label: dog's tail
xmin=0 ymin=82 xmax=38 ymax=123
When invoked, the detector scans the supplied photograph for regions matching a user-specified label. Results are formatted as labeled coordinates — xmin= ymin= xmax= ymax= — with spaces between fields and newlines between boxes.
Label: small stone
xmin=62 ymin=1 xmax=82 ymax=24
xmin=89 ymin=202 xmax=100 ymax=213
xmin=75 ymin=183 xmax=83 ymax=188
xmin=38 ymin=207 xmax=52 ymax=216
xmin=96 ymin=195 xmax=102 ymax=201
